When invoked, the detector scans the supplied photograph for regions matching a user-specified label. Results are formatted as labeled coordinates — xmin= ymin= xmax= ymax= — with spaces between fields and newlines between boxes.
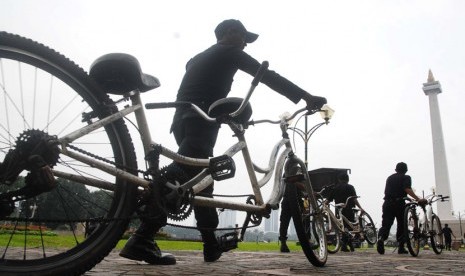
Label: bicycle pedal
xmin=218 ymin=232 xmax=239 ymax=252
xmin=209 ymin=155 xmax=236 ymax=181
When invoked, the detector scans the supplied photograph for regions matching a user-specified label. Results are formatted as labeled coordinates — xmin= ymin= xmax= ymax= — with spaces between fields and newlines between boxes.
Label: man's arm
xmin=405 ymin=188 xmax=427 ymax=204
xmin=353 ymin=198 xmax=365 ymax=214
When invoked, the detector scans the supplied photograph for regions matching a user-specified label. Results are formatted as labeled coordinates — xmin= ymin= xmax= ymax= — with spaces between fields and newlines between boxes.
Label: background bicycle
xmin=0 ymin=31 xmax=331 ymax=275
xmin=403 ymin=193 xmax=448 ymax=257
xmin=316 ymin=185 xmax=377 ymax=253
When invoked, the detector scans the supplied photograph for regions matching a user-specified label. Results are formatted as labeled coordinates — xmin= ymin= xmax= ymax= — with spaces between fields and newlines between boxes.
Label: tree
xmin=35 ymin=178 xmax=91 ymax=229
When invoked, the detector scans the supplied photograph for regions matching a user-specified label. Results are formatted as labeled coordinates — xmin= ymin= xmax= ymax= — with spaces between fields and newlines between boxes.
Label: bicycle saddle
xmin=208 ymin=97 xmax=252 ymax=124
xmin=89 ymin=53 xmax=160 ymax=95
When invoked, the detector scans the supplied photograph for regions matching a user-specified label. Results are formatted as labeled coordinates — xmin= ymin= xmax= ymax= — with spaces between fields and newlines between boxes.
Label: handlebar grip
xmin=145 ymin=102 xmax=191 ymax=109
xmin=251 ymin=61 xmax=269 ymax=86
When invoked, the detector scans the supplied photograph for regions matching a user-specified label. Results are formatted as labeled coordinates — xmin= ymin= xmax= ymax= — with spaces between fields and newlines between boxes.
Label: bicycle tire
xmin=324 ymin=214 xmax=341 ymax=254
xmin=318 ymin=198 xmax=340 ymax=254
xmin=286 ymin=161 xmax=327 ymax=267
xmin=430 ymin=215 xmax=443 ymax=254
xmin=404 ymin=205 xmax=420 ymax=257
xmin=0 ymin=31 xmax=138 ymax=275
xmin=359 ymin=212 xmax=377 ymax=245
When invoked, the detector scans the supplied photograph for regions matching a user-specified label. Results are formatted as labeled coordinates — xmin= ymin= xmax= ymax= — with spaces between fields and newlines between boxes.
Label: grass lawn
xmin=0 ymin=233 xmax=301 ymax=252
xmin=4 ymin=234 xmax=463 ymax=253
xmin=116 ymin=239 xmax=304 ymax=252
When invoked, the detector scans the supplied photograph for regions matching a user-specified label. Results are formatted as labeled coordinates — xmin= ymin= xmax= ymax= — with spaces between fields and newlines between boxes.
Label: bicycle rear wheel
xmin=321 ymin=207 xmax=341 ymax=254
xmin=404 ymin=205 xmax=420 ymax=257
xmin=0 ymin=32 xmax=138 ymax=275
xmin=286 ymin=174 xmax=327 ymax=266
xmin=359 ymin=212 xmax=377 ymax=245
xmin=430 ymin=215 xmax=443 ymax=254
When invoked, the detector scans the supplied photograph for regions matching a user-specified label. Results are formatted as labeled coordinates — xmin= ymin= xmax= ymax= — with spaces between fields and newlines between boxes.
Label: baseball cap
xmin=395 ymin=162 xmax=408 ymax=173
xmin=214 ymin=19 xmax=259 ymax=43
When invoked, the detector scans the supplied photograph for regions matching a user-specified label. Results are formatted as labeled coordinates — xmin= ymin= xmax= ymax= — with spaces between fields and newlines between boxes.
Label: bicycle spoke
xmin=1 ymin=31 xmax=137 ymax=275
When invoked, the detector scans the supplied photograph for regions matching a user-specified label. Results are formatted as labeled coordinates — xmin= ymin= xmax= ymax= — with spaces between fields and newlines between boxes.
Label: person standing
xmin=120 ymin=19 xmax=327 ymax=264
xmin=442 ymin=224 xmax=455 ymax=250
xmin=326 ymin=172 xmax=365 ymax=252
xmin=278 ymin=185 xmax=292 ymax=253
xmin=377 ymin=162 xmax=427 ymax=255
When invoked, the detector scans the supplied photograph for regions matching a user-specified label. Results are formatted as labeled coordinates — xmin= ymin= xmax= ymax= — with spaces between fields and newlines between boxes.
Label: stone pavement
xmin=85 ymin=248 xmax=465 ymax=275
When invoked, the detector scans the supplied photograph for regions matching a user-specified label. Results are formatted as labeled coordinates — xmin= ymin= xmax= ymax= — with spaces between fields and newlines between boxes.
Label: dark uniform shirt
xmin=442 ymin=227 xmax=453 ymax=240
xmin=327 ymin=183 xmax=357 ymax=210
xmin=384 ymin=173 xmax=412 ymax=200
xmin=172 ymin=43 xmax=308 ymax=125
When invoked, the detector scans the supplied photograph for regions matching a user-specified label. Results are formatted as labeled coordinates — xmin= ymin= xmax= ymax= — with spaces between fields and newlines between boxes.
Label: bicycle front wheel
xmin=430 ymin=215 xmax=444 ymax=254
xmin=287 ymin=181 xmax=327 ymax=266
xmin=359 ymin=212 xmax=377 ymax=245
xmin=0 ymin=32 xmax=138 ymax=275
xmin=321 ymin=207 xmax=341 ymax=254
xmin=404 ymin=205 xmax=420 ymax=257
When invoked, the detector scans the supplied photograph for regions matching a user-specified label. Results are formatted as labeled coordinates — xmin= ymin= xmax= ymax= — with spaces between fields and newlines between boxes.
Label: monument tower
xmin=422 ymin=70 xmax=454 ymax=220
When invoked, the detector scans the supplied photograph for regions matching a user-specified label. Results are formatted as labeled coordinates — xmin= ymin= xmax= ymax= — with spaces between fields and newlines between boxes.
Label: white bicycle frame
xmin=321 ymin=195 xmax=362 ymax=236
xmin=54 ymin=73 xmax=325 ymax=218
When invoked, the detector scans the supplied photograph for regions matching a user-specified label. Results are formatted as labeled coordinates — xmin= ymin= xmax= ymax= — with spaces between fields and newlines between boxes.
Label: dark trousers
xmin=172 ymin=117 xmax=220 ymax=244
xmin=445 ymin=237 xmax=452 ymax=250
xmin=279 ymin=195 xmax=291 ymax=240
xmin=378 ymin=200 xmax=406 ymax=244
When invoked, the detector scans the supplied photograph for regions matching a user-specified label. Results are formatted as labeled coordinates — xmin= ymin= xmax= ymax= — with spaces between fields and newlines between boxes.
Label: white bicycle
xmin=0 ymin=31 xmax=332 ymax=275
xmin=316 ymin=185 xmax=377 ymax=253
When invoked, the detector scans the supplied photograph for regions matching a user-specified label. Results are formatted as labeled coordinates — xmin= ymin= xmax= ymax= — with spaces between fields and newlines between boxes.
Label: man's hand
xmin=417 ymin=198 xmax=428 ymax=206
xmin=303 ymin=94 xmax=327 ymax=112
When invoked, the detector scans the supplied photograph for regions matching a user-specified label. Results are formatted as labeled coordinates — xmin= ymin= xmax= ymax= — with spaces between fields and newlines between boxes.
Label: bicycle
xmin=316 ymin=185 xmax=377 ymax=253
xmin=403 ymin=193 xmax=448 ymax=257
xmin=0 ymin=31 xmax=331 ymax=275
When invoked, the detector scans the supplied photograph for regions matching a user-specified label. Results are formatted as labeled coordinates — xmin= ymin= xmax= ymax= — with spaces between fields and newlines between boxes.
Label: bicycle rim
xmin=288 ymin=182 xmax=327 ymax=266
xmin=0 ymin=32 xmax=137 ymax=275
xmin=404 ymin=206 xmax=420 ymax=257
xmin=322 ymin=209 xmax=340 ymax=254
xmin=360 ymin=213 xmax=377 ymax=245
xmin=430 ymin=215 xmax=443 ymax=254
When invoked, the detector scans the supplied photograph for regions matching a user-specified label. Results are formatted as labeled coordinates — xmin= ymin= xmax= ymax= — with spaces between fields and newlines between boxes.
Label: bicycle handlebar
xmin=404 ymin=194 xmax=449 ymax=205
xmin=251 ymin=61 xmax=269 ymax=86
xmin=145 ymin=60 xmax=324 ymax=127
xmin=145 ymin=61 xmax=270 ymax=123
xmin=145 ymin=102 xmax=191 ymax=109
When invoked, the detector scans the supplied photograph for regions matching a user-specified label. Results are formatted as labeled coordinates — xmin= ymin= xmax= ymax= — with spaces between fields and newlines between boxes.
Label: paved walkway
xmin=85 ymin=248 xmax=465 ymax=275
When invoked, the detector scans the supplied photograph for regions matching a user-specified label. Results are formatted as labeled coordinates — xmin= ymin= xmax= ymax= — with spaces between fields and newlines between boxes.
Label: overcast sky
xmin=2 ymin=0 xmax=465 ymax=229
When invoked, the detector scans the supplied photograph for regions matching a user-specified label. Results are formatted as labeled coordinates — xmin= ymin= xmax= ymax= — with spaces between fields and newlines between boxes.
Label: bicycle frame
xmin=55 ymin=80 xmax=320 ymax=218
xmin=321 ymin=196 xmax=361 ymax=235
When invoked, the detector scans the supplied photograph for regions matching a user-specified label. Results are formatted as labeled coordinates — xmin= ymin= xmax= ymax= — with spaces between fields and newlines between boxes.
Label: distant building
xmin=264 ymin=209 xmax=279 ymax=233
xmin=218 ymin=209 xmax=237 ymax=228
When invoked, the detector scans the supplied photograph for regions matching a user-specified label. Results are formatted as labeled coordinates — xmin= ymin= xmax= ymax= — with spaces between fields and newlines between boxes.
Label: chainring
xmin=154 ymin=164 xmax=192 ymax=221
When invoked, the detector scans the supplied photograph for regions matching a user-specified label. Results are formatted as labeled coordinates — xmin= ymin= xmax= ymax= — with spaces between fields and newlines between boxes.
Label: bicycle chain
xmin=67 ymin=144 xmax=146 ymax=175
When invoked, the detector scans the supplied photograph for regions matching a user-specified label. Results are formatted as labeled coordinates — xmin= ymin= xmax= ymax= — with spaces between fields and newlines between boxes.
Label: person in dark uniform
xmin=442 ymin=224 xmax=455 ymax=250
xmin=278 ymin=184 xmax=292 ymax=252
xmin=120 ymin=19 xmax=327 ymax=264
xmin=326 ymin=172 xmax=365 ymax=252
xmin=377 ymin=162 xmax=427 ymax=255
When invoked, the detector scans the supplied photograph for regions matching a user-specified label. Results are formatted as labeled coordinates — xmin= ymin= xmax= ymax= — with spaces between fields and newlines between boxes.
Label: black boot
xmin=279 ymin=237 xmax=290 ymax=253
xmin=398 ymin=243 xmax=408 ymax=254
xmin=119 ymin=206 xmax=175 ymax=265
xmin=376 ymin=238 xmax=385 ymax=255
xmin=120 ymin=234 xmax=176 ymax=265
xmin=202 ymin=231 xmax=223 ymax=262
